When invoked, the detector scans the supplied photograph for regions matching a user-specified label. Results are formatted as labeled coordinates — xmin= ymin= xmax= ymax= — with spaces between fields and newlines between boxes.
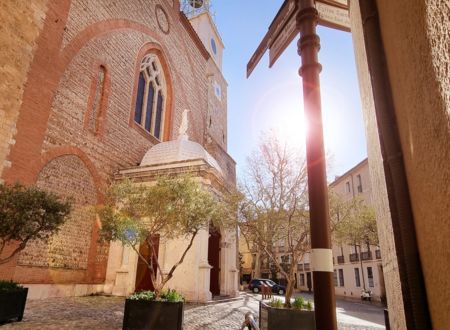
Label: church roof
xmin=140 ymin=138 xmax=223 ymax=175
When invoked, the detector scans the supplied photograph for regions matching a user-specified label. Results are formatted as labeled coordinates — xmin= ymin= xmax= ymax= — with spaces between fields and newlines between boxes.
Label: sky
xmin=212 ymin=0 xmax=367 ymax=181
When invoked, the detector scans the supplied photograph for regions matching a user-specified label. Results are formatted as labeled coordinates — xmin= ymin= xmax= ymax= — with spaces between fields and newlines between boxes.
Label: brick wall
xmin=18 ymin=155 xmax=97 ymax=270
xmin=0 ymin=0 xmax=229 ymax=286
xmin=0 ymin=0 xmax=48 ymax=179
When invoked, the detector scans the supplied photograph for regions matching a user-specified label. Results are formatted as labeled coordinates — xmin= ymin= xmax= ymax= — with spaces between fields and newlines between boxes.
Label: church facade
xmin=0 ymin=0 xmax=237 ymax=301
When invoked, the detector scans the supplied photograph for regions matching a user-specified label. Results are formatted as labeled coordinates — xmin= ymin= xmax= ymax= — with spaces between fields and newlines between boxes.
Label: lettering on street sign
xmin=247 ymin=0 xmax=296 ymax=77
xmin=269 ymin=14 xmax=298 ymax=68
xmin=247 ymin=0 xmax=350 ymax=77
xmin=316 ymin=2 xmax=350 ymax=31
xmin=267 ymin=0 xmax=297 ymax=47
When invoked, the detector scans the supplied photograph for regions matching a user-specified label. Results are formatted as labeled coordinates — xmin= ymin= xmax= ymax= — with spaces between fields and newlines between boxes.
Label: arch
xmin=4 ymin=17 xmax=194 ymax=187
xmin=37 ymin=146 xmax=103 ymax=203
xmin=84 ymin=61 xmax=111 ymax=137
xmin=129 ymin=42 xmax=174 ymax=142
xmin=18 ymin=153 xmax=97 ymax=271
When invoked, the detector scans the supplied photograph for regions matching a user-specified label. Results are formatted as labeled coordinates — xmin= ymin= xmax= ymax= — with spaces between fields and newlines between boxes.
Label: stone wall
xmin=349 ymin=1 xmax=407 ymax=328
xmin=376 ymin=1 xmax=449 ymax=328
xmin=206 ymin=58 xmax=228 ymax=151
xmin=350 ymin=0 xmax=449 ymax=328
xmin=0 ymin=0 xmax=48 ymax=179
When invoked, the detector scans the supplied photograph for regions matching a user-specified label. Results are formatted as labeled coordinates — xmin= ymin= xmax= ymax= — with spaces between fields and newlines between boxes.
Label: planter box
xmin=0 ymin=288 xmax=28 ymax=323
xmin=123 ymin=299 xmax=184 ymax=330
xmin=259 ymin=301 xmax=315 ymax=330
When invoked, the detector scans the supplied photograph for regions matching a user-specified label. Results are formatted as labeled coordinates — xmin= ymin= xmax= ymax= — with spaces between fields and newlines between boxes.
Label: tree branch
xmin=160 ymin=230 xmax=198 ymax=288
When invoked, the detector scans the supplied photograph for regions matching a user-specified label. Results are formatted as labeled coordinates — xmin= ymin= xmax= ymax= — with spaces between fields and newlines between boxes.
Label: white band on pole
xmin=311 ymin=248 xmax=334 ymax=272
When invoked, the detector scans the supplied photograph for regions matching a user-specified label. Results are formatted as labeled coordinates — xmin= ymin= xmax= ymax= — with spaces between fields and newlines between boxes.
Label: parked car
xmin=248 ymin=279 xmax=286 ymax=295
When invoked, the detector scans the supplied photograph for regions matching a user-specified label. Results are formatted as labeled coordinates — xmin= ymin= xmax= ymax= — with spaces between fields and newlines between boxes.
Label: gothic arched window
xmin=134 ymin=54 xmax=166 ymax=140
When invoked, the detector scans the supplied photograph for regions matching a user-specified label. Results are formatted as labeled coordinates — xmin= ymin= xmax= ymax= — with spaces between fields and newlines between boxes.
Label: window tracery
xmin=134 ymin=54 xmax=166 ymax=140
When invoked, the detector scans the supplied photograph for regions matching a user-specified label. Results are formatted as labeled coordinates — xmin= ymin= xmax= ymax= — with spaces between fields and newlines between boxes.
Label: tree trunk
xmin=285 ymin=279 xmax=294 ymax=308
xmin=359 ymin=245 xmax=366 ymax=290
xmin=254 ymin=251 xmax=261 ymax=278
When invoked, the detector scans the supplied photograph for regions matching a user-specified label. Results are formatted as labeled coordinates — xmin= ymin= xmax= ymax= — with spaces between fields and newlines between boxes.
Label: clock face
xmin=189 ymin=0 xmax=204 ymax=9
xmin=210 ymin=38 xmax=217 ymax=55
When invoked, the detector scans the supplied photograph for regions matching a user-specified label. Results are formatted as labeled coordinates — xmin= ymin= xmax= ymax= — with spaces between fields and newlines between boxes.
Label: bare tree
xmin=238 ymin=137 xmax=310 ymax=307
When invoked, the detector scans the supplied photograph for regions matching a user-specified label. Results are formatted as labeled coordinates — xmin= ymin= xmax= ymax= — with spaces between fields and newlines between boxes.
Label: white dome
xmin=140 ymin=138 xmax=223 ymax=175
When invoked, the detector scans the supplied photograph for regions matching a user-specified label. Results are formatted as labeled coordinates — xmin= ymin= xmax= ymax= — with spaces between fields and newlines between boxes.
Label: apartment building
xmin=297 ymin=159 xmax=386 ymax=302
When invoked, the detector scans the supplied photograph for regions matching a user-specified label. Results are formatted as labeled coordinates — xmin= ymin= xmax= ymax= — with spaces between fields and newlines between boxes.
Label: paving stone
xmin=0 ymin=293 xmax=385 ymax=329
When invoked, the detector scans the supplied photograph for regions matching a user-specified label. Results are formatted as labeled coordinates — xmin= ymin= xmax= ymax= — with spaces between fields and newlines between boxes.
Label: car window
xmin=266 ymin=280 xmax=275 ymax=285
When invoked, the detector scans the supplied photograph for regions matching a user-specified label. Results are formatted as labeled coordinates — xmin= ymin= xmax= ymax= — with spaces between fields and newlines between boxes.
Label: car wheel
xmin=253 ymin=287 xmax=259 ymax=293
xmin=278 ymin=289 xmax=284 ymax=295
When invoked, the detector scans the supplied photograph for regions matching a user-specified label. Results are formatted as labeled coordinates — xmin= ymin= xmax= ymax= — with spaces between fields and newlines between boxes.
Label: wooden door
xmin=208 ymin=228 xmax=221 ymax=296
xmin=135 ymin=235 xmax=159 ymax=292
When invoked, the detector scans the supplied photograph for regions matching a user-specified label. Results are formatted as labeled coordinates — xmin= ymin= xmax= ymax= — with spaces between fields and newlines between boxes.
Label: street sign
xmin=247 ymin=0 xmax=350 ymax=77
xmin=247 ymin=0 xmax=297 ymax=77
xmin=318 ymin=0 xmax=348 ymax=8
xmin=316 ymin=1 xmax=350 ymax=31
xmin=269 ymin=4 xmax=298 ymax=67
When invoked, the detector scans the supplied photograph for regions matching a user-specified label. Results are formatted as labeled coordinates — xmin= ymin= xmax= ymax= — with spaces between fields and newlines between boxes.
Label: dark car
xmin=248 ymin=278 xmax=286 ymax=295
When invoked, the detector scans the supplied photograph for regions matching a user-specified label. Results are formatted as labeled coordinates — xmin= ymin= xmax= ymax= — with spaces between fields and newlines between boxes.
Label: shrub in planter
xmin=0 ymin=184 xmax=70 ymax=324
xmin=98 ymin=177 xmax=235 ymax=329
xmin=123 ymin=290 xmax=184 ymax=330
xmin=259 ymin=297 xmax=315 ymax=330
xmin=0 ymin=280 xmax=28 ymax=323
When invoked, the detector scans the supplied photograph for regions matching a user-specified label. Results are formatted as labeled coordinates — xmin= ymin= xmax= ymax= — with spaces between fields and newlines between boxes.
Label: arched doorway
xmin=135 ymin=235 xmax=159 ymax=292
xmin=208 ymin=226 xmax=221 ymax=296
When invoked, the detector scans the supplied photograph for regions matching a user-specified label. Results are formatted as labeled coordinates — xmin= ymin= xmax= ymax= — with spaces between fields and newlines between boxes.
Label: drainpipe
xmin=358 ymin=1 xmax=431 ymax=328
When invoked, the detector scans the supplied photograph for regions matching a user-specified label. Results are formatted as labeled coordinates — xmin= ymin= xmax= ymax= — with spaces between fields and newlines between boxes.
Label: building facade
xmin=0 ymin=0 xmax=237 ymax=302
xmin=349 ymin=1 xmax=449 ymax=328
xmin=330 ymin=159 xmax=384 ymax=301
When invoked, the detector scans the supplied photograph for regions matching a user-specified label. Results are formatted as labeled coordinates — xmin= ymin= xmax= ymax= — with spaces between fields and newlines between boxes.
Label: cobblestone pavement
xmin=0 ymin=293 xmax=386 ymax=329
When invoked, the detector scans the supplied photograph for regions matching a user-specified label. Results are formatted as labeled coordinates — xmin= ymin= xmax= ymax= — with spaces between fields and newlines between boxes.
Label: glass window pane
xmin=134 ymin=72 xmax=145 ymax=124
xmin=339 ymin=269 xmax=345 ymax=287
xmin=154 ymin=91 xmax=163 ymax=139
xmin=145 ymin=83 xmax=155 ymax=132
xmin=354 ymin=268 xmax=361 ymax=287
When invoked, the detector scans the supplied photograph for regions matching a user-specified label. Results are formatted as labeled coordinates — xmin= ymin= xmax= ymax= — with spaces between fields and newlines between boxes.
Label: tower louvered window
xmin=134 ymin=54 xmax=166 ymax=140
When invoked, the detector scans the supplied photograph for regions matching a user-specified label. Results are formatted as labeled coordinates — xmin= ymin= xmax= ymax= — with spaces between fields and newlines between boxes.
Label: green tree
xmin=334 ymin=196 xmax=378 ymax=289
xmin=238 ymin=137 xmax=310 ymax=307
xmin=0 ymin=183 xmax=72 ymax=265
xmin=98 ymin=176 xmax=234 ymax=298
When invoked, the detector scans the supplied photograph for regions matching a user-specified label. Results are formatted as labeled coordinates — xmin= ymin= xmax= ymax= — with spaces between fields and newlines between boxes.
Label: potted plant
xmin=259 ymin=296 xmax=315 ymax=330
xmin=98 ymin=176 xmax=233 ymax=330
xmin=0 ymin=280 xmax=28 ymax=323
xmin=0 ymin=183 xmax=71 ymax=324
xmin=123 ymin=290 xmax=184 ymax=330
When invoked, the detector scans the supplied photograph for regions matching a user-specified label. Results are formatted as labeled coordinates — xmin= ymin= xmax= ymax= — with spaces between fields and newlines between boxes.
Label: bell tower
xmin=181 ymin=0 xmax=224 ymax=71
xmin=181 ymin=0 xmax=228 ymax=153
xmin=181 ymin=0 xmax=211 ymax=19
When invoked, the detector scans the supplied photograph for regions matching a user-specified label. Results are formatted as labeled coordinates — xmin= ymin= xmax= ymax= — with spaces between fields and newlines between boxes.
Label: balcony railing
xmin=349 ymin=253 xmax=359 ymax=262
xmin=361 ymin=251 xmax=372 ymax=261
xmin=304 ymin=263 xmax=310 ymax=271
xmin=375 ymin=250 xmax=381 ymax=259
xmin=337 ymin=255 xmax=345 ymax=264
xmin=297 ymin=264 xmax=304 ymax=271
